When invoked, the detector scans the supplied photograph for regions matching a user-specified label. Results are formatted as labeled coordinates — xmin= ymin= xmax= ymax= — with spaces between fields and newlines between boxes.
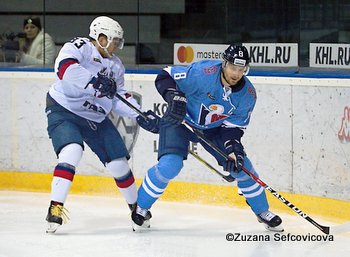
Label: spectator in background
xmin=17 ymin=16 xmax=56 ymax=65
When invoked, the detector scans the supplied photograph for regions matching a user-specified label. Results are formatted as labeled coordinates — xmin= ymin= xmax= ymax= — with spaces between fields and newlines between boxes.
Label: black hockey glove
xmin=163 ymin=90 xmax=187 ymax=126
xmin=91 ymin=73 xmax=117 ymax=99
xmin=136 ymin=110 xmax=161 ymax=134
xmin=223 ymin=139 xmax=245 ymax=173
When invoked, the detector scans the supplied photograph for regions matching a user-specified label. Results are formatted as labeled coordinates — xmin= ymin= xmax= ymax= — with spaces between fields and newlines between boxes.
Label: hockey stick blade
xmin=262 ymin=181 xmax=330 ymax=234
xmin=183 ymin=121 xmax=332 ymax=234
xmin=240 ymin=165 xmax=331 ymax=234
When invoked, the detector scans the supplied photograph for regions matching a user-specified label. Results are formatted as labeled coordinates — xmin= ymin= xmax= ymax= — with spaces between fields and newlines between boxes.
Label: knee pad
xmin=106 ymin=157 xmax=131 ymax=178
xmin=58 ymin=143 xmax=83 ymax=168
xmin=157 ymin=154 xmax=183 ymax=180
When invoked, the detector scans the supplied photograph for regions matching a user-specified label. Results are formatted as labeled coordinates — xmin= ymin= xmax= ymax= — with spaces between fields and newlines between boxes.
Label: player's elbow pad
xmin=155 ymin=70 xmax=177 ymax=100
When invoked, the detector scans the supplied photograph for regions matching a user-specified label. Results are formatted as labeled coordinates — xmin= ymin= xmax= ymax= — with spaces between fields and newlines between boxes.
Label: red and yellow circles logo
xmin=177 ymin=46 xmax=194 ymax=63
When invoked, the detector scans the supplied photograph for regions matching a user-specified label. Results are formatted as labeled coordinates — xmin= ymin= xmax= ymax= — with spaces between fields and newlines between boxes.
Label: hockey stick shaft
xmin=182 ymin=121 xmax=330 ymax=234
xmin=188 ymin=149 xmax=235 ymax=182
xmin=114 ymin=92 xmax=148 ymax=119
xmin=113 ymin=93 xmax=234 ymax=182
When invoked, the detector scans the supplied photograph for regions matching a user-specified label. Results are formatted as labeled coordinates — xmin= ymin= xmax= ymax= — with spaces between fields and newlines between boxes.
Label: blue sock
xmin=233 ymin=157 xmax=269 ymax=215
xmin=238 ymin=178 xmax=268 ymax=215
xmin=138 ymin=154 xmax=183 ymax=209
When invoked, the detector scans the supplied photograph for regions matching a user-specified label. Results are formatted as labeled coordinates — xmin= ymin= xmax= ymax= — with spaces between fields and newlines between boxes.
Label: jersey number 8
xmin=173 ymin=72 xmax=187 ymax=80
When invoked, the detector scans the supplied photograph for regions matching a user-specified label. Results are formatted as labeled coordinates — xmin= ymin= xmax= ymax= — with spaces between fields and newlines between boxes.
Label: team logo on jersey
xmin=198 ymin=104 xmax=229 ymax=125
xmin=83 ymin=101 xmax=106 ymax=114
xmin=108 ymin=92 xmax=141 ymax=152
xmin=338 ymin=106 xmax=350 ymax=143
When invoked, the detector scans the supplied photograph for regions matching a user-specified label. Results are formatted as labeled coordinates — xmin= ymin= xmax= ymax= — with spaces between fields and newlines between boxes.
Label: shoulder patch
xmin=248 ymin=86 xmax=257 ymax=99
xmin=203 ymin=66 xmax=219 ymax=74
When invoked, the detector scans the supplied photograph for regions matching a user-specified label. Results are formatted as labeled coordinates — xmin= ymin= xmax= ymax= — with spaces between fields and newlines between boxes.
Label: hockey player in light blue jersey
xmin=132 ymin=44 xmax=283 ymax=232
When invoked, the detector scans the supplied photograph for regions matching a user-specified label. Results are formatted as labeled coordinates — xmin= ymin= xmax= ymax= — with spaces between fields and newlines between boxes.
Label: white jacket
xmin=20 ymin=30 xmax=56 ymax=65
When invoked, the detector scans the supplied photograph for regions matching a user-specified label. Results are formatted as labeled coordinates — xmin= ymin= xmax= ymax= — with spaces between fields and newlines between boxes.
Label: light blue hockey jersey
xmin=167 ymin=60 xmax=257 ymax=130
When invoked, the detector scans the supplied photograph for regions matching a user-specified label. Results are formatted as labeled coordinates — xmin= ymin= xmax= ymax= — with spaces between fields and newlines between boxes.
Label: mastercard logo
xmin=177 ymin=46 xmax=194 ymax=63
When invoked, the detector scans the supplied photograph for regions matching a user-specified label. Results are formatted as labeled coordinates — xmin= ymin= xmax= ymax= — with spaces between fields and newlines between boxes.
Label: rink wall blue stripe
xmin=0 ymin=171 xmax=349 ymax=222
xmin=1 ymin=67 xmax=350 ymax=78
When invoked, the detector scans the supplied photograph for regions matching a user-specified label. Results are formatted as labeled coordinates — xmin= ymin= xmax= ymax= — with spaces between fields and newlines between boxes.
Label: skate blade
xmin=264 ymin=223 xmax=284 ymax=232
xmin=132 ymin=220 xmax=150 ymax=232
xmin=46 ymin=222 xmax=60 ymax=233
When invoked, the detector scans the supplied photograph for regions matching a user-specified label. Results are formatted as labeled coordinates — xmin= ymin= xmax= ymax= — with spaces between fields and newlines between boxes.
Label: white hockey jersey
xmin=49 ymin=37 xmax=140 ymax=123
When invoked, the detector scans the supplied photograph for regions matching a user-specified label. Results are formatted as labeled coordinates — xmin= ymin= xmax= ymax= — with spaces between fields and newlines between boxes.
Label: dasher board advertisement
xmin=309 ymin=43 xmax=350 ymax=69
xmin=174 ymin=43 xmax=298 ymax=67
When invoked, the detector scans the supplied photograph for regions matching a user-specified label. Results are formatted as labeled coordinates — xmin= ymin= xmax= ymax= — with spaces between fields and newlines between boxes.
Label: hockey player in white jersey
xmin=132 ymin=45 xmax=283 ymax=232
xmin=45 ymin=16 xmax=159 ymax=233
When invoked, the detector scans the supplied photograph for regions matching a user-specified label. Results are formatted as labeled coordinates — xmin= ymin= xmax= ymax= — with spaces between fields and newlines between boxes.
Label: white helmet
xmin=89 ymin=16 xmax=124 ymax=50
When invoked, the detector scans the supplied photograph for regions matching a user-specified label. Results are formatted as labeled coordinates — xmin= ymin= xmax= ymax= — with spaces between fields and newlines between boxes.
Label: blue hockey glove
xmin=136 ymin=110 xmax=160 ymax=134
xmin=163 ymin=90 xmax=187 ymax=126
xmin=223 ymin=139 xmax=244 ymax=173
xmin=91 ymin=73 xmax=117 ymax=99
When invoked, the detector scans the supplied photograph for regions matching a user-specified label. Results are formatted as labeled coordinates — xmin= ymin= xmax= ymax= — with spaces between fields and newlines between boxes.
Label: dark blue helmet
xmin=223 ymin=44 xmax=250 ymax=66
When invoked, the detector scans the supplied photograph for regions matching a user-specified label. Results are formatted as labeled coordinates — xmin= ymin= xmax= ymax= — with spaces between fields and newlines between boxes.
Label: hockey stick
xmin=182 ymin=121 xmax=332 ymax=235
xmin=114 ymin=92 xmax=234 ymax=182
xmin=114 ymin=92 xmax=148 ymax=119
xmin=188 ymin=149 xmax=235 ymax=182
xmin=116 ymin=92 xmax=331 ymax=234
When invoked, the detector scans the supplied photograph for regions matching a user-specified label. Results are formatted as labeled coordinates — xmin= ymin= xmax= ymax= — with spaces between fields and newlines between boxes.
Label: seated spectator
xmin=0 ymin=31 xmax=25 ymax=63
xmin=17 ymin=16 xmax=56 ymax=65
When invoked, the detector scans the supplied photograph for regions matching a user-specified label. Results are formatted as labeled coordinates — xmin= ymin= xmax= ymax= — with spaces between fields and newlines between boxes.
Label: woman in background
xmin=18 ymin=16 xmax=56 ymax=65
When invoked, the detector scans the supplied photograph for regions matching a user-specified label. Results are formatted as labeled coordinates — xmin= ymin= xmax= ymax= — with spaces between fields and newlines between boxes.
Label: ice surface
xmin=0 ymin=191 xmax=349 ymax=257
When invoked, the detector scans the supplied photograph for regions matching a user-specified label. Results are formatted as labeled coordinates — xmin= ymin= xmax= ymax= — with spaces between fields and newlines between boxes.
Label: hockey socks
xmin=234 ymin=160 xmax=283 ymax=231
xmin=238 ymin=178 xmax=269 ymax=215
xmin=107 ymin=158 xmax=138 ymax=205
xmin=131 ymin=153 xmax=184 ymax=233
xmin=114 ymin=170 xmax=137 ymax=205
xmin=51 ymin=164 xmax=75 ymax=203
xmin=137 ymin=154 xmax=183 ymax=209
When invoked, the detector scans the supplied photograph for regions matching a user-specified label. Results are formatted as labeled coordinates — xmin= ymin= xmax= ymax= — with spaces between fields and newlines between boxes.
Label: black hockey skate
xmin=46 ymin=201 xmax=69 ymax=233
xmin=129 ymin=203 xmax=152 ymax=219
xmin=131 ymin=205 xmax=152 ymax=232
xmin=128 ymin=203 xmax=137 ymax=212
xmin=256 ymin=210 xmax=284 ymax=232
